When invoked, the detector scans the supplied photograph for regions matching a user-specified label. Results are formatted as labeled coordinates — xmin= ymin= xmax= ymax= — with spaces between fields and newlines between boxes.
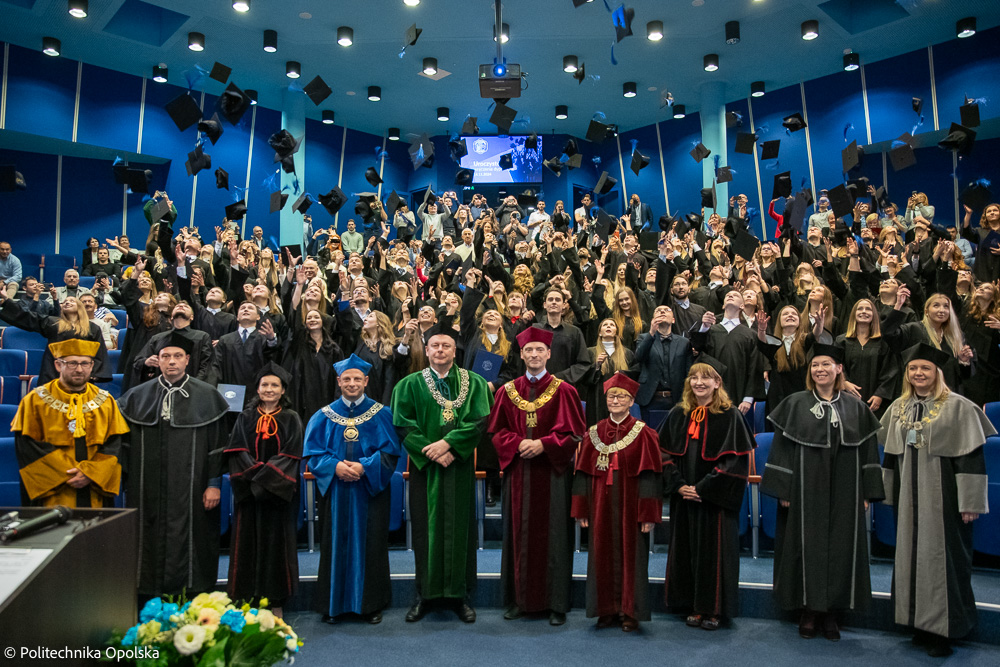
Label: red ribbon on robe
xmin=687 ymin=405 xmax=707 ymax=440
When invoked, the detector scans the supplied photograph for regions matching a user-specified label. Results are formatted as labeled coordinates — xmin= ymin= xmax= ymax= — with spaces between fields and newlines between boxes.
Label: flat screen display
xmin=457 ymin=135 xmax=542 ymax=184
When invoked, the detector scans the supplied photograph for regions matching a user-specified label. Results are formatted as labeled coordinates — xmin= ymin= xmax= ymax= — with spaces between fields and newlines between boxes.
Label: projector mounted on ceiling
xmin=479 ymin=63 xmax=521 ymax=99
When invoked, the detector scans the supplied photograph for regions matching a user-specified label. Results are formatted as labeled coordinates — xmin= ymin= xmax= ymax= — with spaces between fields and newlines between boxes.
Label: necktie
xmin=241 ymin=329 xmax=247 ymax=343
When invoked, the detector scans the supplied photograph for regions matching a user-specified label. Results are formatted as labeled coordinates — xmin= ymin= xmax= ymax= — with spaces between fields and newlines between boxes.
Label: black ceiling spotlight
xmin=423 ymin=57 xmax=438 ymax=75
xmin=493 ymin=22 xmax=509 ymax=43
xmin=437 ymin=107 xmax=449 ymax=121
xmin=751 ymin=80 xmax=765 ymax=97
xmin=704 ymin=53 xmax=719 ymax=72
xmin=672 ymin=104 xmax=686 ymax=119
xmin=42 ymin=36 xmax=61 ymax=56
xmin=555 ymin=105 xmax=568 ymax=120
xmin=152 ymin=64 xmax=168 ymax=83
xmin=188 ymin=32 xmax=204 ymax=51
xmin=647 ymin=20 xmax=663 ymax=41
xmin=843 ymin=51 xmax=860 ymax=71
xmin=338 ymin=26 xmax=353 ymax=47
xmin=563 ymin=55 xmax=578 ymax=73
xmin=263 ymin=29 xmax=277 ymax=53
xmin=368 ymin=86 xmax=381 ymax=101
xmin=322 ymin=110 xmax=335 ymax=125
xmin=68 ymin=0 xmax=88 ymax=18
xmin=801 ymin=20 xmax=819 ymax=41
xmin=957 ymin=16 xmax=976 ymax=38
xmin=388 ymin=128 xmax=400 ymax=141
xmin=286 ymin=61 xmax=301 ymax=79
xmin=725 ymin=21 xmax=740 ymax=45
xmin=623 ymin=82 xmax=637 ymax=98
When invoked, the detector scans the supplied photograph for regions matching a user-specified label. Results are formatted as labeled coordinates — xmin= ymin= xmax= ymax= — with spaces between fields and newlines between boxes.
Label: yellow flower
xmin=244 ymin=612 xmax=259 ymax=625
xmin=136 ymin=620 xmax=162 ymax=644
xmin=259 ymin=597 xmax=269 ymax=608
xmin=197 ymin=608 xmax=221 ymax=630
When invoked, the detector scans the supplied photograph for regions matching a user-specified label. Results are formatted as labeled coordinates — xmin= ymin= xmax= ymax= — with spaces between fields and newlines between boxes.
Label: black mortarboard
xmin=572 ymin=0 xmax=590 ymax=6
xmin=269 ymin=129 xmax=301 ymax=161
xmin=639 ymin=231 xmax=659 ymax=253
xmin=209 ymin=62 xmax=231 ymax=84
xmin=586 ymin=119 xmax=610 ymax=143
xmin=565 ymin=154 xmax=583 ymax=169
xmin=292 ymin=192 xmax=314 ymax=214
xmin=185 ymin=146 xmax=212 ymax=177
xmin=960 ymin=102 xmax=981 ymax=128
xmin=826 ymin=184 xmax=854 ymax=219
xmin=499 ymin=153 xmax=513 ymax=170
xmin=735 ymin=132 xmax=757 ymax=155
xmin=358 ymin=192 xmax=378 ymax=204
xmin=150 ymin=198 xmax=171 ymax=223
xmin=725 ymin=110 xmax=742 ymax=129
xmin=365 ymin=166 xmax=383 ymax=187
xmin=490 ymin=102 xmax=517 ymax=133
xmin=594 ymin=171 xmax=617 ymax=195
xmin=279 ymin=155 xmax=296 ymax=174
xmin=318 ymin=187 xmax=348 ymax=216
xmin=563 ymin=139 xmax=579 ymax=157
xmin=270 ymin=191 xmax=289 ymax=213
xmin=124 ymin=168 xmax=152 ymax=194
xmin=689 ymin=142 xmax=711 ymax=163
xmin=808 ymin=342 xmax=845 ymax=365
xmin=384 ymin=190 xmax=403 ymax=217
xmin=354 ymin=200 xmax=369 ymax=216
xmin=164 ymin=93 xmax=203 ymax=131
xmin=425 ymin=317 xmax=461 ymax=344
xmin=594 ymin=209 xmax=614 ymax=242
xmin=197 ymin=112 xmax=224 ymax=144
xmin=573 ymin=62 xmax=586 ymax=84
xmin=938 ymin=122 xmax=976 ymax=156
xmin=408 ymin=133 xmax=434 ymax=170
xmin=962 ymin=181 xmax=993 ymax=211
xmin=771 ymin=172 xmax=792 ymax=200
xmin=543 ymin=157 xmax=563 ymax=176
xmin=303 ymin=75 xmax=332 ymax=106
xmin=254 ymin=360 xmax=292 ymax=389
xmin=423 ymin=184 xmax=436 ymax=204
xmin=525 ymin=133 xmax=539 ymax=151
xmin=874 ymin=186 xmax=890 ymax=210
xmin=782 ymin=112 xmax=806 ymax=132
xmin=889 ymin=140 xmax=916 ymax=171
xmin=612 ymin=4 xmax=635 ymax=42
xmin=700 ymin=186 xmax=717 ymax=209
xmin=448 ymin=138 xmax=468 ymax=162
xmin=113 ymin=162 xmax=129 ymax=185
xmin=279 ymin=244 xmax=302 ymax=262
xmin=0 ymin=165 xmax=26 ymax=192
xmin=912 ymin=97 xmax=924 ymax=115
xmin=730 ymin=227 xmax=760 ymax=262
xmin=404 ymin=23 xmax=422 ymax=47
xmin=781 ymin=190 xmax=805 ymax=234
xmin=698 ymin=355 xmax=729 ymax=380
xmin=216 ymin=82 xmax=252 ymax=126
xmin=213 ymin=165 xmax=229 ymax=190
xmin=761 ymin=140 xmax=780 ymax=160
xmin=225 ymin=200 xmax=247 ymax=220
xmin=842 ymin=140 xmax=860 ymax=172
xmin=658 ymin=213 xmax=676 ymax=233
xmin=630 ymin=149 xmax=650 ymax=175
xmin=715 ymin=166 xmax=733 ymax=183
xmin=157 ymin=330 xmax=195 ymax=355
xmin=902 ymin=342 xmax=950 ymax=370
xmin=455 ymin=168 xmax=475 ymax=185
xmin=516 ymin=190 xmax=537 ymax=207
xmin=461 ymin=116 xmax=479 ymax=135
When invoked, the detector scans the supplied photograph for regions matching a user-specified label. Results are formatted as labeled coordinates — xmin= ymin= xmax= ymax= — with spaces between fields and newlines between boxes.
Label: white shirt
xmin=526 ymin=369 xmax=548 ymax=383
xmin=675 ymin=298 xmax=690 ymax=310
xmin=238 ymin=326 xmax=256 ymax=339
xmin=342 ymin=397 xmax=364 ymax=410
xmin=486 ymin=332 xmax=499 ymax=345
xmin=722 ymin=318 xmax=741 ymax=332
xmin=601 ymin=341 xmax=616 ymax=355
xmin=782 ymin=335 xmax=795 ymax=354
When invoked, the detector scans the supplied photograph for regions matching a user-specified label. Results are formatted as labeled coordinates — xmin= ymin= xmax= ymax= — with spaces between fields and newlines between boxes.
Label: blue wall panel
xmin=242 ymin=104 xmax=282 ymax=241
xmin=60 ymin=155 xmax=130 ymax=255
xmin=803 ymin=68 xmax=868 ymax=195
xmin=302 ymin=118 xmax=345 ymax=233
xmin=863 ymin=49 xmax=933 ymax=144
xmin=0 ymin=149 xmax=58 ymax=256
xmin=4 ymin=43 xmax=77 ymax=141
xmin=724 ymin=98 xmax=765 ymax=236
xmin=615 ymin=123 xmax=666 ymax=226
xmin=76 ymin=63 xmax=142 ymax=152
xmin=932 ymin=29 xmax=1000 ymax=130
xmin=658 ymin=114 xmax=705 ymax=220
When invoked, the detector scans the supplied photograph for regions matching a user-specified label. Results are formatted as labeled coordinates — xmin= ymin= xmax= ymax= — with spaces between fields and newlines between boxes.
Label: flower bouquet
xmin=105 ymin=591 xmax=302 ymax=666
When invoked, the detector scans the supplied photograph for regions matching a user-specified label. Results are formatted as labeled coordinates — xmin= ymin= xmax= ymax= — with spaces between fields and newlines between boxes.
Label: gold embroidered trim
xmin=895 ymin=391 xmax=950 ymax=449
xmin=503 ymin=377 xmax=563 ymax=427
xmin=35 ymin=386 xmax=110 ymax=416
xmin=322 ymin=402 xmax=383 ymax=442
xmin=588 ymin=421 xmax=645 ymax=471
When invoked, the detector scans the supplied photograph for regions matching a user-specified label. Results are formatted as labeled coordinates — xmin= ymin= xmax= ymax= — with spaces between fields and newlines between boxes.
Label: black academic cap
xmin=698 ymin=355 xmax=729 ymax=380
xmin=842 ymin=140 xmax=860 ymax=172
xmin=448 ymin=138 xmax=468 ymax=162
xmin=912 ymin=97 xmax=924 ymax=115
xmin=700 ymin=186 xmax=717 ymax=209
xmin=525 ymin=133 xmax=539 ymax=151
xmin=572 ymin=0 xmax=590 ymax=6
xmin=771 ymin=172 xmax=792 ymax=200
xmin=303 ymin=75 xmax=333 ymax=106
xmin=150 ymin=198 xmax=171 ymax=224
xmin=960 ymin=102 xmax=981 ymax=128
xmin=358 ymin=192 xmax=378 ymax=203
xmin=425 ymin=318 xmax=461 ymax=344
xmin=565 ymin=154 xmax=583 ymax=170
xmin=209 ymin=62 xmax=231 ymax=84
xmin=874 ymin=186 xmax=890 ymax=210
xmin=216 ymin=82 xmax=252 ymax=126
xmin=716 ymin=166 xmax=733 ymax=183
xmin=889 ymin=140 xmax=916 ymax=171
xmin=112 ymin=162 xmax=130 ymax=185
xmin=543 ymin=157 xmax=563 ymax=176
xmin=499 ymin=153 xmax=514 ymax=170
xmin=586 ymin=119 xmax=610 ymax=143
xmin=734 ymin=132 xmax=757 ymax=155
xmin=808 ymin=342 xmax=845 ymax=365
xmin=730 ymin=228 xmax=760 ymax=262
xmin=563 ymin=139 xmax=579 ymax=157
xmin=164 ymin=93 xmax=203 ymax=132
xmin=938 ymin=122 xmax=976 ymax=156
xmin=354 ymin=200 xmax=369 ymax=216
xmin=658 ymin=213 xmax=676 ymax=233
xmin=689 ymin=142 xmax=711 ymax=163
xmin=826 ymin=184 xmax=854 ymax=219
xmin=761 ymin=140 xmax=780 ymax=160
xmin=630 ymin=149 xmax=650 ymax=176
xmin=270 ymin=191 xmax=289 ymax=213
xmin=225 ymin=199 xmax=247 ymax=220
xmin=573 ymin=62 xmax=586 ymax=84
xmin=254 ymin=360 xmax=292 ymax=389
xmin=197 ymin=112 xmax=224 ymax=145
xmin=292 ymin=192 xmax=314 ymax=214
xmin=269 ymin=129 xmax=301 ymax=160
xmin=124 ymin=168 xmax=152 ymax=194
xmin=318 ymin=187 xmax=348 ymax=216
xmin=639 ymin=231 xmax=659 ymax=253
xmin=516 ymin=190 xmax=538 ymax=207
xmin=0 ymin=165 xmax=26 ymax=192
xmin=157 ymin=330 xmax=195 ymax=355
xmin=384 ymin=190 xmax=403 ymax=217
xmin=490 ymin=102 xmax=517 ymax=133
xmin=279 ymin=155 xmax=296 ymax=174
xmin=408 ymin=133 xmax=434 ymax=170
xmin=848 ymin=177 xmax=869 ymax=197
xmin=594 ymin=209 xmax=614 ymax=241
xmin=455 ymin=168 xmax=474 ymax=186
xmin=365 ymin=166 xmax=383 ymax=187
xmin=422 ymin=184 xmax=436 ymax=204
xmin=725 ymin=110 xmax=742 ymax=129
xmin=962 ymin=181 xmax=993 ymax=211
xmin=594 ymin=171 xmax=617 ymax=195
xmin=461 ymin=116 xmax=479 ymax=135
xmin=185 ymin=146 xmax=212 ymax=177
xmin=782 ymin=112 xmax=806 ymax=132
xmin=612 ymin=5 xmax=635 ymax=42
xmin=902 ymin=342 xmax=951 ymax=370
xmin=404 ymin=23 xmax=422 ymax=47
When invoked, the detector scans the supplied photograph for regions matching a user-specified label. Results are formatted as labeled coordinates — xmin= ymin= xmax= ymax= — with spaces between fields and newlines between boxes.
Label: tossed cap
xmin=215 ymin=167 xmax=229 ymax=190
xmin=689 ymin=142 xmax=711 ymax=163
xmin=455 ymin=168 xmax=475 ymax=186
xmin=185 ymin=146 xmax=212 ymax=177
xmin=303 ymin=75 xmax=333 ymax=106
xmin=960 ymin=101 xmax=981 ymax=128
xmin=225 ymin=199 xmax=247 ymax=220
xmin=611 ymin=4 xmax=635 ymax=43
xmin=734 ymin=132 xmax=757 ymax=155
xmin=701 ymin=186 xmax=717 ymax=209
xmin=490 ymin=102 xmax=517 ymax=134
xmin=938 ymin=123 xmax=976 ymax=156
xmin=890 ymin=138 xmax=916 ymax=171
xmin=826 ymin=184 xmax=854 ymax=219
xmin=715 ymin=165 xmax=733 ymax=183
xmin=384 ymin=190 xmax=403 ymax=216
xmin=215 ymin=82 xmax=252 ymax=126
xmin=461 ymin=116 xmax=479 ymax=135
xmin=594 ymin=171 xmax=617 ymax=195
xmin=841 ymin=140 xmax=860 ymax=172
xmin=197 ymin=112 xmax=224 ymax=144
xmin=961 ymin=180 xmax=993 ymax=211
xmin=292 ymin=192 xmax=314 ymax=214
xmin=499 ymin=153 xmax=514 ymax=170
xmin=543 ymin=157 xmax=563 ymax=176
xmin=782 ymin=112 xmax=806 ymax=132
xmin=124 ymin=168 xmax=153 ymax=194
xmin=448 ymin=138 xmax=468 ymax=162
xmin=760 ymin=139 xmax=780 ymax=160
xmin=630 ymin=149 xmax=650 ymax=175
xmin=365 ymin=166 xmax=383 ymax=187
xmin=586 ymin=119 xmax=610 ymax=144
xmin=404 ymin=23 xmax=422 ymax=47
xmin=270 ymin=190 xmax=289 ymax=213
xmin=525 ymin=132 xmax=539 ymax=151
xmin=771 ymin=171 xmax=792 ymax=200
xmin=319 ymin=187 xmax=348 ymax=216
xmin=164 ymin=93 xmax=203 ymax=131
xmin=208 ymin=62 xmax=231 ymax=84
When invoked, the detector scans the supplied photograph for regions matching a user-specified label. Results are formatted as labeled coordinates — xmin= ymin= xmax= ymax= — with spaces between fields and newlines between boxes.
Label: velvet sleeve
xmin=637 ymin=469 xmax=664 ymax=523
xmin=953 ymin=447 xmax=989 ymax=515
xmin=538 ymin=387 xmax=586 ymax=474
xmin=251 ymin=415 xmax=304 ymax=503
xmin=570 ymin=469 xmax=592 ymax=519
xmin=225 ymin=414 xmax=263 ymax=502
xmin=881 ymin=451 xmax=899 ymax=507
xmin=76 ymin=434 xmax=123 ymax=498
xmin=359 ymin=412 xmax=402 ymax=496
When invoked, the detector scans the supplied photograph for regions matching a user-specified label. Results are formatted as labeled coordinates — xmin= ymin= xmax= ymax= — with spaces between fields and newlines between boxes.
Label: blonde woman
xmin=356 ymin=311 xmax=399 ymax=404
xmin=884 ymin=289 xmax=973 ymax=392
xmin=755 ymin=306 xmax=810 ymax=415
xmin=593 ymin=285 xmax=645 ymax=350
xmin=585 ymin=318 xmax=636 ymax=425
xmin=837 ymin=299 xmax=898 ymax=416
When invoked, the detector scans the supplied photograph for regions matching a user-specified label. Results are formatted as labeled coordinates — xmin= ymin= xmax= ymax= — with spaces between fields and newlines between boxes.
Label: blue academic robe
xmin=303 ymin=396 xmax=401 ymax=617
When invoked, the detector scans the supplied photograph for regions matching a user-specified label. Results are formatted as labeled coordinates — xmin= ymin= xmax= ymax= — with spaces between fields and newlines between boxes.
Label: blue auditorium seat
xmin=974 ymin=436 xmax=1000 ymax=556
xmin=220 ymin=474 xmax=232 ymax=535
xmin=984 ymin=403 xmax=1000 ymax=434
xmin=739 ymin=486 xmax=751 ymax=538
xmin=754 ymin=433 xmax=777 ymax=540
xmin=389 ymin=454 xmax=408 ymax=532
xmin=108 ymin=309 xmax=127 ymax=328
xmin=0 ymin=350 xmax=27 ymax=376
xmin=753 ymin=401 xmax=767 ymax=434
xmin=18 ymin=252 xmax=42 ymax=275
xmin=1 ymin=327 xmax=47 ymax=351
xmin=872 ymin=445 xmax=896 ymax=547
xmin=0 ymin=377 xmax=22 ymax=405
xmin=106 ymin=349 xmax=122 ymax=372
xmin=0 ymin=437 xmax=20 ymax=506
xmin=27 ymin=376 xmax=38 ymax=392
xmin=43 ymin=266 xmax=75 ymax=285
xmin=106 ymin=374 xmax=124 ymax=400
xmin=0 ymin=405 xmax=16 ymax=438
xmin=77 ymin=276 xmax=97 ymax=289
xmin=25 ymin=351 xmax=42 ymax=376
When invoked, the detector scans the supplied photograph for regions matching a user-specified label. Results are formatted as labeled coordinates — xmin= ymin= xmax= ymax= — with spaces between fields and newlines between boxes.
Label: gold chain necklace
xmin=503 ymin=377 xmax=563 ymax=427
xmin=321 ymin=402 xmax=384 ymax=441
xmin=588 ymin=421 xmax=645 ymax=471
xmin=421 ymin=367 xmax=470 ymax=424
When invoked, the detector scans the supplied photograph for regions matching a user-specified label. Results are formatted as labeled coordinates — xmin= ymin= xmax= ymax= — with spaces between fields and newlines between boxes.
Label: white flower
xmin=256 ymin=609 xmax=276 ymax=631
xmin=286 ymin=638 xmax=298 ymax=652
xmin=173 ymin=624 xmax=206 ymax=656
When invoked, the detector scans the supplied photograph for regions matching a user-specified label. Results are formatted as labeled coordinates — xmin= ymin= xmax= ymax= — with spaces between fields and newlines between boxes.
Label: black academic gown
xmin=224 ymin=406 xmax=303 ymax=607
xmin=132 ymin=327 xmax=217 ymax=386
xmin=212 ymin=330 xmax=279 ymax=409
xmin=690 ymin=322 xmax=764 ymax=404
xmin=535 ymin=321 xmax=592 ymax=385
xmin=762 ymin=391 xmax=885 ymax=613
xmin=756 ymin=337 xmax=808 ymax=416
xmin=118 ymin=375 xmax=229 ymax=597
xmin=279 ymin=324 xmax=343 ymax=423
xmin=354 ymin=342 xmax=399 ymax=406
xmin=119 ymin=280 xmax=171 ymax=390
xmin=881 ymin=310 xmax=967 ymax=394
xmin=836 ymin=335 xmax=899 ymax=417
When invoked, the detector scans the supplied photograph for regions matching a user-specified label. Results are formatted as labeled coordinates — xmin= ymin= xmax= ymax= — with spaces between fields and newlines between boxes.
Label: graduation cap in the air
xmin=455 ymin=168 xmax=475 ymax=186
xmin=962 ymin=180 xmax=993 ymax=211
xmin=543 ymin=157 xmax=563 ymax=176
xmin=165 ymin=93 xmax=203 ymax=132
xmin=209 ymin=62 xmax=231 ymax=84
xmin=225 ymin=199 xmax=247 ymax=220
xmin=573 ymin=63 xmax=586 ymax=84
xmin=826 ymin=184 xmax=854 ymax=219
xmin=630 ymin=149 xmax=650 ymax=175
xmin=490 ymin=103 xmax=517 ymax=134
xmin=563 ymin=139 xmax=579 ymax=157
xmin=782 ymin=112 xmax=806 ymax=132
xmin=269 ymin=129 xmax=301 ymax=162
xmin=449 ymin=138 xmax=468 ymax=162
xmin=658 ymin=213 xmax=677 ymax=233
xmin=422 ymin=184 xmax=436 ymax=204
xmin=499 ymin=153 xmax=514 ymax=170
xmin=365 ymin=166 xmax=383 ymax=187
xmin=874 ymin=186 xmax=890 ymax=210
xmin=701 ymin=185 xmax=717 ymax=209
xmin=594 ymin=171 xmax=617 ymax=195
xmin=912 ymin=97 xmax=924 ymax=115
xmin=112 ymin=162 xmax=130 ymax=185
xmin=587 ymin=119 xmax=611 ymax=143
xmin=278 ymin=155 xmax=296 ymax=174
xmin=216 ymin=82 xmax=252 ymax=126
xmin=185 ymin=146 xmax=212 ymax=177
xmin=197 ymin=113 xmax=224 ymax=145
xmin=404 ymin=23 xmax=422 ymax=47
xmin=725 ymin=111 xmax=742 ymax=129
xmin=124 ymin=168 xmax=153 ymax=194
xmin=318 ymin=187 xmax=348 ymax=216
xmin=761 ymin=140 xmax=780 ymax=160
xmin=384 ymin=190 xmax=403 ymax=217
xmin=354 ymin=200 xmax=369 ymax=216
xmin=716 ymin=166 xmax=733 ymax=183
xmin=690 ymin=142 xmax=711 ymax=163
xmin=938 ymin=122 xmax=976 ymax=156
xmin=408 ymin=133 xmax=434 ymax=170
xmin=730 ymin=226 xmax=761 ymax=262
xmin=612 ymin=4 xmax=635 ymax=42
xmin=516 ymin=190 xmax=538 ymax=208
xmin=565 ymin=154 xmax=583 ymax=169
xmin=594 ymin=209 xmax=614 ymax=242
xmin=734 ymin=132 xmax=757 ymax=155
xmin=960 ymin=101 xmax=981 ymax=128
xmin=525 ymin=133 xmax=538 ymax=151
xmin=847 ymin=177 xmax=869 ymax=202
xmin=292 ymin=192 xmax=314 ymax=214
xmin=270 ymin=191 xmax=289 ymax=213
xmin=890 ymin=138 xmax=916 ymax=171
xmin=572 ymin=0 xmax=591 ymax=6
xmin=461 ymin=116 xmax=479 ymax=135
xmin=149 ymin=198 xmax=171 ymax=224
xmin=303 ymin=75 xmax=333 ymax=106
xmin=842 ymin=140 xmax=861 ymax=172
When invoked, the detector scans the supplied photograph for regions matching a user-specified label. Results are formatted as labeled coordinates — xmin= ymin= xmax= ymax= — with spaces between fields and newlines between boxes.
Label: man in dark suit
xmin=625 ymin=194 xmax=653 ymax=232
xmin=212 ymin=302 xmax=280 ymax=410
xmin=634 ymin=305 xmax=694 ymax=429
xmin=248 ymin=226 xmax=271 ymax=253
xmin=188 ymin=278 xmax=237 ymax=342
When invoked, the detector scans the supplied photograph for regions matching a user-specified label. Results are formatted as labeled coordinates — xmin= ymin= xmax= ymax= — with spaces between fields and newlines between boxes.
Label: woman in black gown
xmin=280 ymin=308 xmax=342 ymax=423
xmin=754 ymin=305 xmax=810 ymax=417
xmin=119 ymin=260 xmax=176 ymax=390
xmin=836 ymin=299 xmax=898 ymax=417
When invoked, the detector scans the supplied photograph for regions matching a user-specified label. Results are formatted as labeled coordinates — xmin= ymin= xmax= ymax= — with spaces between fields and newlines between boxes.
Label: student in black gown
xmin=224 ymin=362 xmax=303 ymax=617
xmin=132 ymin=302 xmax=216 ymax=386
xmin=355 ymin=311 xmax=399 ymax=405
xmin=212 ymin=303 xmax=280 ymax=411
xmin=585 ymin=318 xmax=637 ymax=425
xmin=279 ymin=308 xmax=343 ymax=423
xmin=754 ymin=305 xmax=811 ymax=417
xmin=837 ymin=299 xmax=898 ymax=417
xmin=118 ymin=265 xmax=176 ymax=389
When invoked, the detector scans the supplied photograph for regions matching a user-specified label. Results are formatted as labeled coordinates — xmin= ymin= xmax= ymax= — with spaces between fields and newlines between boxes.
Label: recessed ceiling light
xmin=647 ymin=21 xmax=663 ymax=41
xmin=346 ymin=91 xmax=356 ymax=96
xmin=188 ymin=32 xmax=205 ymax=52
xmin=338 ymin=27 xmax=354 ymax=47
xmin=692 ymin=0 xmax=704 ymax=6
xmin=404 ymin=0 xmax=420 ymax=5
xmin=751 ymin=81 xmax=765 ymax=97
xmin=263 ymin=30 xmax=277 ymax=53
xmin=423 ymin=57 xmax=438 ymax=76
xmin=286 ymin=61 xmax=301 ymax=79
xmin=68 ymin=0 xmax=88 ymax=18
xmin=647 ymin=86 xmax=657 ymax=91
xmin=368 ymin=86 xmax=381 ymax=101
xmin=42 ymin=36 xmax=61 ymax=56
xmin=623 ymin=82 xmax=637 ymax=98
xmin=801 ymin=20 xmax=819 ymax=41
xmin=232 ymin=0 xmax=250 ymax=12
xmin=957 ymin=17 xmax=976 ymax=39
xmin=322 ymin=110 xmax=335 ymax=124
xmin=152 ymin=64 xmax=168 ymax=83
xmin=563 ymin=55 xmax=578 ymax=73
xmin=673 ymin=104 xmax=686 ymax=119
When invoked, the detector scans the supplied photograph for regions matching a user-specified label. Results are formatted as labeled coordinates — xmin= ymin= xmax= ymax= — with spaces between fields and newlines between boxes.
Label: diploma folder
xmin=217 ymin=383 xmax=246 ymax=412
xmin=472 ymin=350 xmax=503 ymax=384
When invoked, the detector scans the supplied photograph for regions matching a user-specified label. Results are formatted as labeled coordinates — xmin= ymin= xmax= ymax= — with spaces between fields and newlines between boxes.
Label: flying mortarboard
xmin=612 ymin=4 xmax=635 ymax=42
xmin=292 ymin=192 xmax=314 ymax=214
xmin=0 ymin=165 xmax=26 ymax=192
xmin=354 ymin=200 xmax=369 ymax=216
xmin=303 ymin=75 xmax=333 ymax=106
xmin=734 ymin=132 xmax=757 ymax=155
xmin=715 ymin=166 xmax=733 ymax=183
xmin=826 ymin=184 xmax=854 ymax=219
xmin=594 ymin=171 xmax=617 ymax=195
xmin=209 ymin=62 xmax=231 ymax=84
xmin=384 ymin=190 xmax=403 ymax=217
xmin=423 ymin=184 xmax=436 ymax=204
xmin=565 ymin=154 xmax=583 ymax=169
xmin=962 ymin=180 xmax=993 ymax=211
xmin=782 ymin=112 xmax=807 ymax=132
xmin=938 ymin=122 xmax=976 ymax=156
xmin=279 ymin=155 xmax=296 ymax=174
xmin=516 ymin=190 xmax=538 ymax=207
xmin=197 ymin=112 xmax=224 ymax=145
xmin=164 ymin=93 xmax=203 ymax=132
xmin=449 ymin=138 xmax=468 ymax=162
xmin=573 ymin=63 xmax=586 ymax=84
xmin=630 ymin=149 xmax=650 ymax=175
xmin=701 ymin=185 xmax=717 ymax=209
xmin=586 ymin=119 xmax=610 ymax=143
xmin=725 ymin=111 xmax=742 ymax=129
xmin=525 ymin=133 xmax=539 ymax=151
xmin=270 ymin=191 xmax=289 ymax=213
xmin=318 ymin=187 xmax=348 ymax=216
xmin=269 ymin=129 xmax=301 ymax=161
xmin=889 ymin=139 xmax=916 ymax=171
xmin=150 ymin=198 xmax=171 ymax=223
xmin=563 ymin=139 xmax=579 ymax=157
xmin=730 ymin=227 xmax=761 ymax=262
xmin=490 ymin=102 xmax=517 ymax=133
xmin=185 ymin=146 xmax=212 ymax=177
xmin=404 ymin=23 xmax=422 ymax=47
xmin=912 ymin=97 xmax=924 ymax=115
xmin=124 ymin=168 xmax=153 ymax=194
xmin=364 ymin=166 xmax=383 ymax=187
xmin=761 ymin=140 xmax=780 ymax=160
xmin=690 ymin=142 xmax=711 ymax=163
xmin=874 ymin=186 xmax=890 ymax=210
xmin=215 ymin=82 xmax=252 ymax=126
xmin=543 ymin=157 xmax=563 ymax=176
xmin=841 ymin=140 xmax=860 ymax=172
xmin=960 ymin=101 xmax=981 ymax=128
xmin=499 ymin=153 xmax=514 ymax=170
xmin=455 ymin=168 xmax=475 ymax=186
xmin=408 ymin=133 xmax=434 ymax=170
xmin=461 ymin=116 xmax=479 ymax=135
xmin=594 ymin=209 xmax=614 ymax=242
xmin=225 ymin=199 xmax=247 ymax=220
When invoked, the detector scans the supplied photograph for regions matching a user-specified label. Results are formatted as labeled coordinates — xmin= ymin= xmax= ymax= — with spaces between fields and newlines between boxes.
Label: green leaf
xmin=197 ymin=636 xmax=228 ymax=667
xmin=228 ymin=631 xmax=271 ymax=667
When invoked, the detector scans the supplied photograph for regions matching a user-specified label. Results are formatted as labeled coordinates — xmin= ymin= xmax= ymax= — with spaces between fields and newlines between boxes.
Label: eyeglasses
xmin=606 ymin=393 xmax=633 ymax=403
xmin=58 ymin=360 xmax=94 ymax=369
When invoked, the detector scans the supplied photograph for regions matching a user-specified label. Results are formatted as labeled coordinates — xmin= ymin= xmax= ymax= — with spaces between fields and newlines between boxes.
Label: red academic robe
xmin=488 ymin=373 xmax=586 ymax=613
xmin=571 ymin=415 xmax=663 ymax=620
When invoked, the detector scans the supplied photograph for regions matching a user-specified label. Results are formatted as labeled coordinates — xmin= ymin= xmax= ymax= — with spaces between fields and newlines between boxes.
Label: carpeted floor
xmin=280 ymin=611 xmax=1000 ymax=667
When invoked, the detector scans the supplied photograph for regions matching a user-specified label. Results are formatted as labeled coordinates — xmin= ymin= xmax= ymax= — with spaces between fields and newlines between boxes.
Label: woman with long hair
xmin=254 ymin=247 xmax=280 ymax=291
xmin=945 ymin=273 xmax=1000 ymax=405
xmin=356 ymin=311 xmax=399 ymax=404
xmin=585 ymin=318 xmax=636 ymax=425
xmin=280 ymin=309 xmax=343 ymax=421
xmin=963 ymin=202 xmax=1000 ymax=282
xmin=800 ymin=285 xmax=838 ymax=335
xmin=118 ymin=258 xmax=176 ymax=388
xmin=837 ymin=299 xmax=898 ymax=417
xmin=755 ymin=306 xmax=810 ymax=415
xmin=659 ymin=362 xmax=755 ymax=632
xmin=512 ymin=264 xmax=534 ymax=296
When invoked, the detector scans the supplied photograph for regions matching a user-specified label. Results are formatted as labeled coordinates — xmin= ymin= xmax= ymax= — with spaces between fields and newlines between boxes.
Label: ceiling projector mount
xmin=480 ymin=0 xmax=524 ymax=99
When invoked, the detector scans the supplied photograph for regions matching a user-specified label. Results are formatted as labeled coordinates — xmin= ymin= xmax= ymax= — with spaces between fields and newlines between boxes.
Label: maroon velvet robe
xmin=571 ymin=415 xmax=663 ymax=620
xmin=488 ymin=373 xmax=586 ymax=613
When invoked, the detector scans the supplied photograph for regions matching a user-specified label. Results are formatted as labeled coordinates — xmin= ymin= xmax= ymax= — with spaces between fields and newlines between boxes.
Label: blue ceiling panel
xmin=819 ymin=0 xmax=911 ymax=35
xmin=0 ymin=0 xmax=36 ymax=9
xmin=103 ymin=0 xmax=190 ymax=47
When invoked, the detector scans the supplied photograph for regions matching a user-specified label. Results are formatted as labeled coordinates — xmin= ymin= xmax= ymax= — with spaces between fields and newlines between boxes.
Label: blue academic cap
xmin=334 ymin=354 xmax=373 ymax=376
